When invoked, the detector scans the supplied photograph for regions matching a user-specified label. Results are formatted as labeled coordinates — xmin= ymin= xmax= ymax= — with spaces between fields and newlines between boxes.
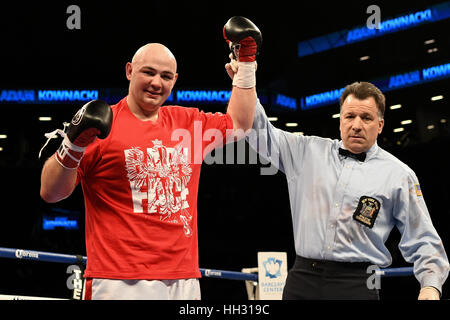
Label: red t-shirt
xmin=77 ymin=97 xmax=233 ymax=280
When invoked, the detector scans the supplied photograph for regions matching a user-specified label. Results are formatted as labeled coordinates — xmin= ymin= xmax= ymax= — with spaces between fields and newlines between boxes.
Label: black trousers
xmin=282 ymin=256 xmax=380 ymax=300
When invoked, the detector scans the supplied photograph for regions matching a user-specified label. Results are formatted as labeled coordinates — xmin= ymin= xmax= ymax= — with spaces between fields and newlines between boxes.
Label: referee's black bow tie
xmin=339 ymin=148 xmax=366 ymax=162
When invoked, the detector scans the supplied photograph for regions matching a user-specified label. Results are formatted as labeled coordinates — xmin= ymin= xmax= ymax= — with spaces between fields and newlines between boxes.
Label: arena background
xmin=0 ymin=0 xmax=448 ymax=300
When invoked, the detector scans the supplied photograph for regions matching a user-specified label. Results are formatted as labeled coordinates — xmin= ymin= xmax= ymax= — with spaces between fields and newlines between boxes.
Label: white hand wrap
xmin=55 ymin=135 xmax=87 ymax=170
xmin=232 ymin=61 xmax=257 ymax=89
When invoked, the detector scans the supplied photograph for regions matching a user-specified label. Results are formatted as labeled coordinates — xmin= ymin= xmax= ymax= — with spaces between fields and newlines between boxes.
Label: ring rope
xmin=0 ymin=246 xmax=414 ymax=281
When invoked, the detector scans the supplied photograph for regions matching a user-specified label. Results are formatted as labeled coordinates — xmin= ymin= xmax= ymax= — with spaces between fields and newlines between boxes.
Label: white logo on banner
xmin=263 ymin=257 xmax=283 ymax=279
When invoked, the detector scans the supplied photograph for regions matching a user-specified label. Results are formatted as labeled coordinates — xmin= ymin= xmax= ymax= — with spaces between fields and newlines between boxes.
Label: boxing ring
xmin=0 ymin=246 xmax=414 ymax=300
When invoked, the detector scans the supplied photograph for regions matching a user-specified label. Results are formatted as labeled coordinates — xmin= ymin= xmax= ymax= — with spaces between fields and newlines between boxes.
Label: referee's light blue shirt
xmin=247 ymin=100 xmax=449 ymax=293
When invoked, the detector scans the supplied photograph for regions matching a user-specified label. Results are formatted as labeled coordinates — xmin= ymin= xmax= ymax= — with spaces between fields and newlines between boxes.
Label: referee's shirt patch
xmin=353 ymin=196 xmax=380 ymax=229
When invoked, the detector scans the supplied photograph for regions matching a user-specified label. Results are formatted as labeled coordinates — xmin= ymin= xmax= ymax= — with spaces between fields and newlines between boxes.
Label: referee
xmin=246 ymin=81 xmax=449 ymax=300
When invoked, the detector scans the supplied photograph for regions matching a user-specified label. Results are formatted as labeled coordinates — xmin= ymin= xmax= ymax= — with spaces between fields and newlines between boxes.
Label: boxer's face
xmin=126 ymin=45 xmax=178 ymax=113
xmin=340 ymin=94 xmax=384 ymax=153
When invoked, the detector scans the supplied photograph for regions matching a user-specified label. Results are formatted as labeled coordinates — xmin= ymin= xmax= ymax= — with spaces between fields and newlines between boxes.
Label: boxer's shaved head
xmin=131 ymin=43 xmax=177 ymax=73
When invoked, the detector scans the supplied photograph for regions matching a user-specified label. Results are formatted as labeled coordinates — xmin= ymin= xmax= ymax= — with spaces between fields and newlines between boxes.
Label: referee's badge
xmin=353 ymin=196 xmax=380 ymax=229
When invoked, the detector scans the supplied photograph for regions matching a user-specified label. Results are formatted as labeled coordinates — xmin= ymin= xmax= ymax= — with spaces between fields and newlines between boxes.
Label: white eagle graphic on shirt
xmin=124 ymin=139 xmax=193 ymax=237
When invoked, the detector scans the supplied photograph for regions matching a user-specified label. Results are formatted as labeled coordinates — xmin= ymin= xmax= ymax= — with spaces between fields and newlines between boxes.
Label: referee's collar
xmin=365 ymin=142 xmax=379 ymax=161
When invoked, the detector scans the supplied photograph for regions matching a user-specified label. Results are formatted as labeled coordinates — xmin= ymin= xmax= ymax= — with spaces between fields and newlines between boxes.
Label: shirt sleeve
xmin=195 ymin=109 xmax=233 ymax=158
xmin=245 ymin=99 xmax=308 ymax=177
xmin=393 ymin=171 xmax=450 ymax=294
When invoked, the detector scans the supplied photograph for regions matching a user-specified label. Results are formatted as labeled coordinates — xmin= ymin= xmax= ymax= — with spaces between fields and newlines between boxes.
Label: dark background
xmin=0 ymin=0 xmax=448 ymax=300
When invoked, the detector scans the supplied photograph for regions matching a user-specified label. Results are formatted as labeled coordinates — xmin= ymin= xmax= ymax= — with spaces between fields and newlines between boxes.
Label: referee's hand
xmin=418 ymin=286 xmax=440 ymax=300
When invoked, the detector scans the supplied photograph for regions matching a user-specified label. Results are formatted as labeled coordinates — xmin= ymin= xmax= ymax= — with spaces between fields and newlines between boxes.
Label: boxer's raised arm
xmin=224 ymin=16 xmax=261 ymax=133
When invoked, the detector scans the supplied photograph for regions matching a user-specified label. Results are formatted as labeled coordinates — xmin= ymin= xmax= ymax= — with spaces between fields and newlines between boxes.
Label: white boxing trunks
xmin=83 ymin=278 xmax=201 ymax=300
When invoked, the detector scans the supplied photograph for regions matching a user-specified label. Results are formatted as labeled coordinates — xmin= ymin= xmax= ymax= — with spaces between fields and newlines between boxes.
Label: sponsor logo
xmin=15 ymin=249 xmax=39 ymax=259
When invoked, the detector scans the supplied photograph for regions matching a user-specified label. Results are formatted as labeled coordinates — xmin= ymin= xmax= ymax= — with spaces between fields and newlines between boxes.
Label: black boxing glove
xmin=54 ymin=100 xmax=112 ymax=169
xmin=223 ymin=16 xmax=262 ymax=88
xmin=223 ymin=16 xmax=262 ymax=62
